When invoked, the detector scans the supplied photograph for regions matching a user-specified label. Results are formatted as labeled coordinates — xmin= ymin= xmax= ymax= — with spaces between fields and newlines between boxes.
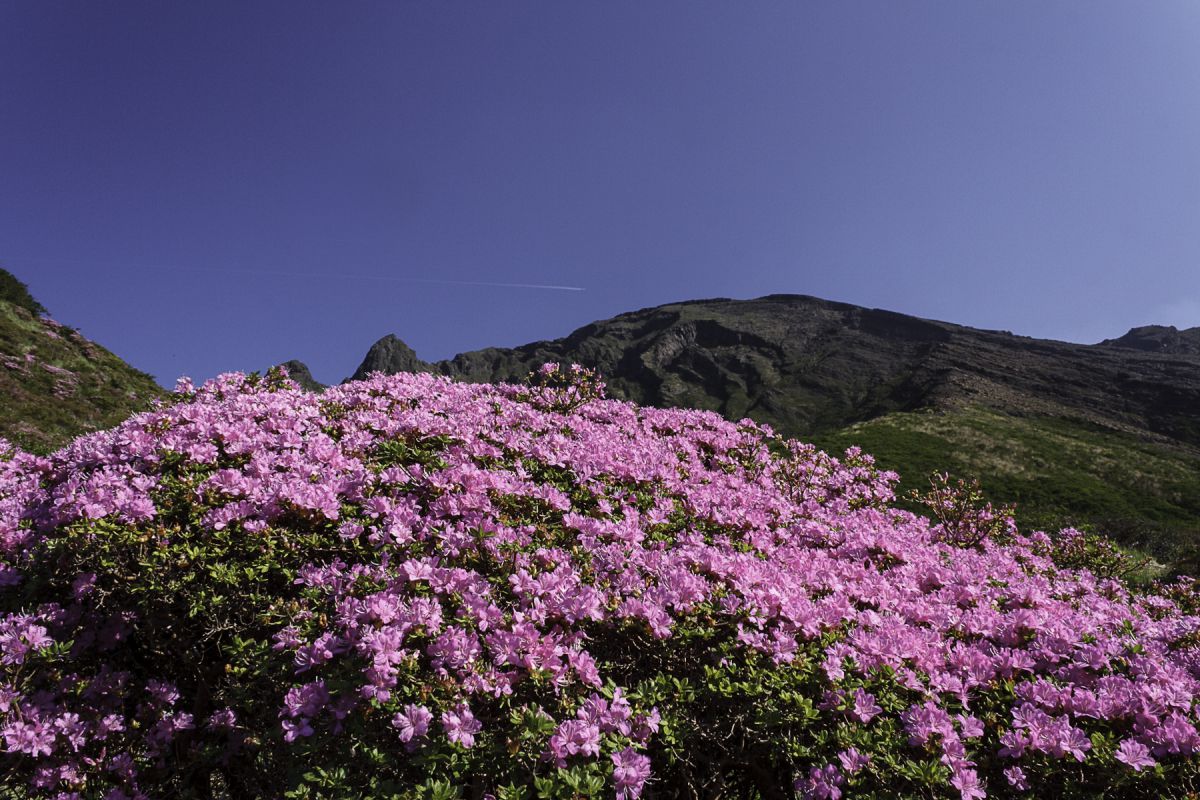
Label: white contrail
xmin=212 ymin=267 xmax=587 ymax=292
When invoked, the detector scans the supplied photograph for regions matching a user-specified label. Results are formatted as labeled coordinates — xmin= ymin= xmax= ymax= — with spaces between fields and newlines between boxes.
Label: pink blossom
xmin=1115 ymin=739 xmax=1157 ymax=771
xmin=2 ymin=718 xmax=55 ymax=756
xmin=441 ymin=703 xmax=482 ymax=748
xmin=392 ymin=704 xmax=433 ymax=746
xmin=547 ymin=719 xmax=601 ymax=766
xmin=611 ymin=748 xmax=651 ymax=800
xmin=849 ymin=688 xmax=882 ymax=723
xmin=1004 ymin=766 xmax=1029 ymax=790
xmin=837 ymin=747 xmax=870 ymax=773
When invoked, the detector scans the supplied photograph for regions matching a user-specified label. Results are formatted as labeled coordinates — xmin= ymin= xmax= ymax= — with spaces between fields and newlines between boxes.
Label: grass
xmin=813 ymin=406 xmax=1200 ymax=570
xmin=0 ymin=299 xmax=163 ymax=453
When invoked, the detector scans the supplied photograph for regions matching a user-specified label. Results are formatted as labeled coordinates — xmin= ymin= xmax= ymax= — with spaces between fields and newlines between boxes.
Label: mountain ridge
xmin=337 ymin=294 xmax=1200 ymax=450
xmin=1099 ymin=324 xmax=1200 ymax=356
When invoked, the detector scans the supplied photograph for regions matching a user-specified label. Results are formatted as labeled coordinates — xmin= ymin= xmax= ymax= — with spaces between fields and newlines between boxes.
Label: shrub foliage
xmin=0 ymin=268 xmax=46 ymax=317
xmin=2 ymin=367 xmax=1200 ymax=798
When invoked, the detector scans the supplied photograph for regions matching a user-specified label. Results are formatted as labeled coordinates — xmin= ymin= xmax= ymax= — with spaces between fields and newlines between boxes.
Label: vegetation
xmin=0 ymin=267 xmax=46 ymax=316
xmin=3 ymin=269 xmax=1200 ymax=797
xmin=0 ymin=269 xmax=162 ymax=453
xmin=3 ymin=368 xmax=1200 ymax=798
xmin=814 ymin=407 xmax=1200 ymax=572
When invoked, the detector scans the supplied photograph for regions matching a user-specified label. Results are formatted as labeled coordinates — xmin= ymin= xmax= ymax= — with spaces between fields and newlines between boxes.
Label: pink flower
xmin=611 ymin=747 xmax=652 ymax=800
xmin=206 ymin=708 xmax=238 ymax=731
xmin=631 ymin=707 xmax=661 ymax=741
xmin=1115 ymin=739 xmax=1156 ymax=771
xmin=6 ymin=366 xmax=1200 ymax=797
xmin=2 ymin=719 xmax=55 ymax=756
xmin=837 ymin=747 xmax=870 ymax=773
xmin=283 ymin=681 xmax=330 ymax=718
xmin=957 ymin=715 xmax=984 ymax=739
xmin=281 ymin=717 xmax=313 ymax=742
xmin=850 ymin=689 xmax=882 ymax=723
xmin=950 ymin=768 xmax=986 ymax=800
xmin=797 ymin=764 xmax=844 ymax=800
xmin=1004 ymin=766 xmax=1029 ymax=790
xmin=392 ymin=704 xmax=433 ymax=745
xmin=441 ymin=703 xmax=483 ymax=748
xmin=145 ymin=679 xmax=180 ymax=706
xmin=547 ymin=719 xmax=601 ymax=766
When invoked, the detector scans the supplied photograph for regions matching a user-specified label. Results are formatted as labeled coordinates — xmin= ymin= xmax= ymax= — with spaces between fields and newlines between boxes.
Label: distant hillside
xmin=1098 ymin=324 xmax=1200 ymax=356
xmin=0 ymin=269 xmax=162 ymax=453
xmin=338 ymin=294 xmax=1200 ymax=565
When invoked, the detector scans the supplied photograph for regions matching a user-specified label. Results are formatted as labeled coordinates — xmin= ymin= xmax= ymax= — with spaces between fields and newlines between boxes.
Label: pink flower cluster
xmin=1 ymin=367 xmax=1200 ymax=798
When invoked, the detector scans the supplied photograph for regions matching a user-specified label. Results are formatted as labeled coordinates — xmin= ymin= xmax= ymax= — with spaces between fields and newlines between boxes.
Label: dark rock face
xmin=1099 ymin=325 xmax=1200 ymax=357
xmin=349 ymin=335 xmax=431 ymax=382
xmin=349 ymin=294 xmax=1200 ymax=449
xmin=277 ymin=360 xmax=325 ymax=392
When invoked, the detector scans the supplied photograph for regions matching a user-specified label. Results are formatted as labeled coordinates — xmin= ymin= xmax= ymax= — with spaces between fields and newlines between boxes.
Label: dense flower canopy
xmin=2 ymin=366 xmax=1200 ymax=798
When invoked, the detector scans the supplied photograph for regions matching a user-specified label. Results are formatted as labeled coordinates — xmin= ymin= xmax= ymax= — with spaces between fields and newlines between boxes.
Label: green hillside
xmin=0 ymin=272 xmax=162 ymax=452
xmin=814 ymin=406 xmax=1200 ymax=569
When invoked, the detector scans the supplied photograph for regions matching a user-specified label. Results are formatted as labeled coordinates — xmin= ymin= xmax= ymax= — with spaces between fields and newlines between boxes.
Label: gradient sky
xmin=3 ymin=2 xmax=1200 ymax=385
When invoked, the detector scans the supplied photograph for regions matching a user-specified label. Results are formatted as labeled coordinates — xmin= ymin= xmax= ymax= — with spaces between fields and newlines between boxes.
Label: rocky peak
xmin=349 ymin=334 xmax=431 ymax=382
xmin=1099 ymin=325 xmax=1200 ymax=356
xmin=276 ymin=360 xmax=325 ymax=392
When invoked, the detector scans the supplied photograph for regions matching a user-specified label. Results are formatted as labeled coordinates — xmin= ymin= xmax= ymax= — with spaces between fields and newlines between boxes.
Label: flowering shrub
xmin=912 ymin=473 xmax=1016 ymax=550
xmin=2 ymin=366 xmax=1200 ymax=798
xmin=519 ymin=362 xmax=607 ymax=413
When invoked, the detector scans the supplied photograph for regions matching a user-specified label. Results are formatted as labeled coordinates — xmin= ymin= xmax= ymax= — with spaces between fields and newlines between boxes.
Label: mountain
xmin=1098 ymin=324 xmax=1200 ymax=357
xmin=0 ymin=269 xmax=162 ymax=453
xmin=346 ymin=295 xmax=1200 ymax=566
xmin=277 ymin=359 xmax=326 ymax=392
xmin=351 ymin=295 xmax=1200 ymax=446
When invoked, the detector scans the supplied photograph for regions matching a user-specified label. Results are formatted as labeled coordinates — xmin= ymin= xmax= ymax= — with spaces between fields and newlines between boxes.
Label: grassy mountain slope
xmin=812 ymin=407 xmax=1200 ymax=565
xmin=0 ymin=273 xmax=162 ymax=453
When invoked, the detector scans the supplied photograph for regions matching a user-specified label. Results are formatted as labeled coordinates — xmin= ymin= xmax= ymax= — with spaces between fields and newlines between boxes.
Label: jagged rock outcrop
xmin=1099 ymin=325 xmax=1200 ymax=357
xmin=277 ymin=360 xmax=325 ymax=392
xmin=349 ymin=334 xmax=431 ymax=382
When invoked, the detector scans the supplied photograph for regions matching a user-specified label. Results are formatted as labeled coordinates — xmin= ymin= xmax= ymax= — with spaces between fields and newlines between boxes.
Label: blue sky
xmin=3 ymin=2 xmax=1199 ymax=385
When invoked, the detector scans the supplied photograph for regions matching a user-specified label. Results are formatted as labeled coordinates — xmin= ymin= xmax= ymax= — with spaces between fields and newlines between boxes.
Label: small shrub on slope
xmin=0 ymin=268 xmax=46 ymax=316
xmin=1 ymin=367 xmax=1200 ymax=798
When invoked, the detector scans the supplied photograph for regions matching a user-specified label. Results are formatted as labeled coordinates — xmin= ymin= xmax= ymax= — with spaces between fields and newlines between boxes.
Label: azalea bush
xmin=2 ymin=366 xmax=1200 ymax=799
